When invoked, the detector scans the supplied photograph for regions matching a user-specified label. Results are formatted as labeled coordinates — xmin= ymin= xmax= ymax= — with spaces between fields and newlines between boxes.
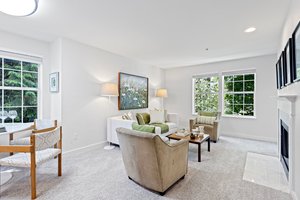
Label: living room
xmin=0 ymin=0 xmax=299 ymax=199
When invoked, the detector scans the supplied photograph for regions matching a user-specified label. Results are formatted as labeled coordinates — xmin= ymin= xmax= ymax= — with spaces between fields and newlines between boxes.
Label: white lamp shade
xmin=101 ymin=83 xmax=119 ymax=97
xmin=0 ymin=0 xmax=39 ymax=16
xmin=155 ymin=88 xmax=168 ymax=98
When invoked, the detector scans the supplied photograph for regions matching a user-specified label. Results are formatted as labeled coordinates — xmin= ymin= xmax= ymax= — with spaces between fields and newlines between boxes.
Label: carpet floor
xmin=0 ymin=136 xmax=292 ymax=200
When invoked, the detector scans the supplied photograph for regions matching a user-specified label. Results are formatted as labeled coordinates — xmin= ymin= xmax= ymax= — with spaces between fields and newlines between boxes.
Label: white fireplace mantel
xmin=278 ymin=94 xmax=298 ymax=102
xmin=277 ymin=94 xmax=298 ymax=192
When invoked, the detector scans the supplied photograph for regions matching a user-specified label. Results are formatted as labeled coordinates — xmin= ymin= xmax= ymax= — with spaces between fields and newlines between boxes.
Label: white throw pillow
xmin=196 ymin=116 xmax=216 ymax=125
xmin=150 ymin=110 xmax=165 ymax=124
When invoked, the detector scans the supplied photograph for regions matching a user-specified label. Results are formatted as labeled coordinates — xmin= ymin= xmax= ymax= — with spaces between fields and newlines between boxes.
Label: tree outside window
xmin=0 ymin=57 xmax=39 ymax=123
xmin=223 ymin=73 xmax=255 ymax=117
xmin=193 ymin=76 xmax=219 ymax=114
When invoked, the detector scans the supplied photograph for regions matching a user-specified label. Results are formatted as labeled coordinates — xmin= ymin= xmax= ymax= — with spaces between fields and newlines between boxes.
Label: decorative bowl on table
xmin=190 ymin=133 xmax=196 ymax=139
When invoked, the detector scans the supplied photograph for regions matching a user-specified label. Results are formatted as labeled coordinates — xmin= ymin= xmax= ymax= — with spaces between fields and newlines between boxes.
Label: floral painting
xmin=118 ymin=72 xmax=148 ymax=110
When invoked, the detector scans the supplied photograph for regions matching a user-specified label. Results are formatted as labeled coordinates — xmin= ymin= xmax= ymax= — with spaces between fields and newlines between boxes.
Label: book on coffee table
xmin=175 ymin=131 xmax=190 ymax=137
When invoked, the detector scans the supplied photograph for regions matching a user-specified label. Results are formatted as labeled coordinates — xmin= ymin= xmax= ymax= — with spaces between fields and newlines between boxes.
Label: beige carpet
xmin=0 ymin=136 xmax=292 ymax=200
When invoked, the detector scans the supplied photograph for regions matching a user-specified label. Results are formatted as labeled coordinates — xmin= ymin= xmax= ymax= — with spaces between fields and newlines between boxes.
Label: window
xmin=223 ymin=73 xmax=255 ymax=117
xmin=0 ymin=57 xmax=39 ymax=123
xmin=192 ymin=75 xmax=219 ymax=114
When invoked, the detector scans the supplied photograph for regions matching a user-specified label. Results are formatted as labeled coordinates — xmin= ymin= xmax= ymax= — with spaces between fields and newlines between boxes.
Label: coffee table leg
xmin=208 ymin=137 xmax=210 ymax=152
xmin=198 ymin=143 xmax=201 ymax=162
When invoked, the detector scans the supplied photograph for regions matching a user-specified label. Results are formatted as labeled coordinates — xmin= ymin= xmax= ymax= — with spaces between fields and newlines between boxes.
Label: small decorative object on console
xmin=190 ymin=133 xmax=196 ymax=139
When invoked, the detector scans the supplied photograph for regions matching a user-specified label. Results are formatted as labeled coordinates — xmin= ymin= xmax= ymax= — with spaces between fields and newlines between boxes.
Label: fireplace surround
xmin=280 ymin=120 xmax=289 ymax=179
xmin=277 ymin=94 xmax=297 ymax=192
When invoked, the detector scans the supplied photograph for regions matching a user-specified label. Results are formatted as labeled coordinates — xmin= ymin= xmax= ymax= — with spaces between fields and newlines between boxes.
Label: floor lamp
xmin=155 ymin=88 xmax=168 ymax=109
xmin=101 ymin=83 xmax=119 ymax=150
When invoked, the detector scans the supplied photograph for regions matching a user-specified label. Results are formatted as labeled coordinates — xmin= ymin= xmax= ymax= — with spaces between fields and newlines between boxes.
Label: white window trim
xmin=0 ymin=53 xmax=42 ymax=124
xmin=221 ymin=72 xmax=256 ymax=119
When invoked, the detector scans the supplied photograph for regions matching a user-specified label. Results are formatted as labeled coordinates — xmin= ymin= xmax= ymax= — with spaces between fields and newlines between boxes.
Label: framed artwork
xmin=118 ymin=72 xmax=148 ymax=110
xmin=292 ymin=21 xmax=300 ymax=82
xmin=284 ymin=39 xmax=293 ymax=86
xmin=279 ymin=53 xmax=286 ymax=89
xmin=49 ymin=72 xmax=59 ymax=92
xmin=276 ymin=61 xmax=281 ymax=89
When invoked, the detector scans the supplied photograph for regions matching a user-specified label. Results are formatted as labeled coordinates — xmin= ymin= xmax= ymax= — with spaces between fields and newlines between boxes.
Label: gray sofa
xmin=116 ymin=128 xmax=189 ymax=195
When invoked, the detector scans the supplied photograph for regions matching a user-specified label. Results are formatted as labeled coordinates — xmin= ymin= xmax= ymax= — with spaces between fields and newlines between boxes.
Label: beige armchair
xmin=189 ymin=112 xmax=220 ymax=142
xmin=116 ymin=128 xmax=189 ymax=195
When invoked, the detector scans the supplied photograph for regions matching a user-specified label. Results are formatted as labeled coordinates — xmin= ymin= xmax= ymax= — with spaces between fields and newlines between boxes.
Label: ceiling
xmin=0 ymin=0 xmax=291 ymax=68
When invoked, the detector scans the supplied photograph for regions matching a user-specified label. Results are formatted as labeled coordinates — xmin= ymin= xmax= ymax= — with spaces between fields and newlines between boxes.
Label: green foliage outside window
xmin=224 ymin=74 xmax=255 ymax=116
xmin=0 ymin=58 xmax=39 ymax=123
xmin=193 ymin=76 xmax=219 ymax=113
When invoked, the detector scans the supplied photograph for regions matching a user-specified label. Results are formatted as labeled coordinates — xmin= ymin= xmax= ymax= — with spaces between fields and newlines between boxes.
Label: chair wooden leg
xmin=30 ymin=155 xmax=36 ymax=199
xmin=54 ymin=144 xmax=58 ymax=159
xmin=58 ymin=153 xmax=62 ymax=176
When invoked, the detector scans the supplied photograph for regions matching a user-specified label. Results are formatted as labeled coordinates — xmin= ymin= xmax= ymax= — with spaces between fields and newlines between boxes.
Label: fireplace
xmin=280 ymin=120 xmax=289 ymax=179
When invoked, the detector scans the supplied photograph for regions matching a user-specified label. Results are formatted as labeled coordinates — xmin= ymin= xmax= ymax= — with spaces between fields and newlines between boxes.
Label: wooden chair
xmin=9 ymin=120 xmax=58 ymax=146
xmin=0 ymin=126 xmax=62 ymax=199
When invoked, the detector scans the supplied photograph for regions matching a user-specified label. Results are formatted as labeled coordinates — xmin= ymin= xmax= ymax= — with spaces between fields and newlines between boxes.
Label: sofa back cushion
xmin=149 ymin=110 xmax=165 ymax=124
xmin=196 ymin=116 xmax=216 ymax=125
xmin=136 ymin=113 xmax=150 ymax=125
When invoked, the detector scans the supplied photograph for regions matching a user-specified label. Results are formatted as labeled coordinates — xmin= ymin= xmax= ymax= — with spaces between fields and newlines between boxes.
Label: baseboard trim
xmin=221 ymin=132 xmax=277 ymax=143
xmin=63 ymin=141 xmax=107 ymax=155
xmin=291 ymin=191 xmax=299 ymax=200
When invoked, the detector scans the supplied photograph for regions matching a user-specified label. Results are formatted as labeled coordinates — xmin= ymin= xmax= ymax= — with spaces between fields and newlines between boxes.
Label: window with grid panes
xmin=223 ymin=73 xmax=255 ymax=117
xmin=0 ymin=57 xmax=39 ymax=123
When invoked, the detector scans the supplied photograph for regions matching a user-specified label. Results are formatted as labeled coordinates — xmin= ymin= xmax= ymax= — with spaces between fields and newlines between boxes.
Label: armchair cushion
xmin=196 ymin=116 xmax=216 ymax=125
xmin=198 ymin=111 xmax=218 ymax=117
xmin=0 ymin=148 xmax=61 ymax=168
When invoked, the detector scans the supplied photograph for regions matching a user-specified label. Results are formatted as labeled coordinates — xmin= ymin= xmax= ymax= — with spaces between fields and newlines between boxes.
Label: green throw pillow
xmin=136 ymin=113 xmax=145 ymax=125
xmin=132 ymin=122 xmax=155 ymax=133
xmin=136 ymin=113 xmax=150 ymax=125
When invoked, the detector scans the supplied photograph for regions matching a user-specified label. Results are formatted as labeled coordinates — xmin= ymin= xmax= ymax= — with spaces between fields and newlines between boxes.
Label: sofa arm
xmin=167 ymin=113 xmax=179 ymax=125
xmin=189 ymin=118 xmax=196 ymax=132
xmin=154 ymin=127 xmax=161 ymax=134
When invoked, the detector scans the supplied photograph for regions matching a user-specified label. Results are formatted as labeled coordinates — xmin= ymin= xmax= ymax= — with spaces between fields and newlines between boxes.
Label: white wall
xmin=277 ymin=0 xmax=300 ymax=199
xmin=0 ymin=30 xmax=51 ymax=146
xmin=50 ymin=38 xmax=62 ymax=122
xmin=165 ymin=55 xmax=278 ymax=142
xmin=0 ymin=30 xmax=51 ymax=119
xmin=59 ymin=38 xmax=164 ymax=151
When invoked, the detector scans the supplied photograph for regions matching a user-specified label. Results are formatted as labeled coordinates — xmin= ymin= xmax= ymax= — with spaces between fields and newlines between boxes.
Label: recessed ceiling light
xmin=0 ymin=0 xmax=39 ymax=17
xmin=244 ymin=27 xmax=256 ymax=33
